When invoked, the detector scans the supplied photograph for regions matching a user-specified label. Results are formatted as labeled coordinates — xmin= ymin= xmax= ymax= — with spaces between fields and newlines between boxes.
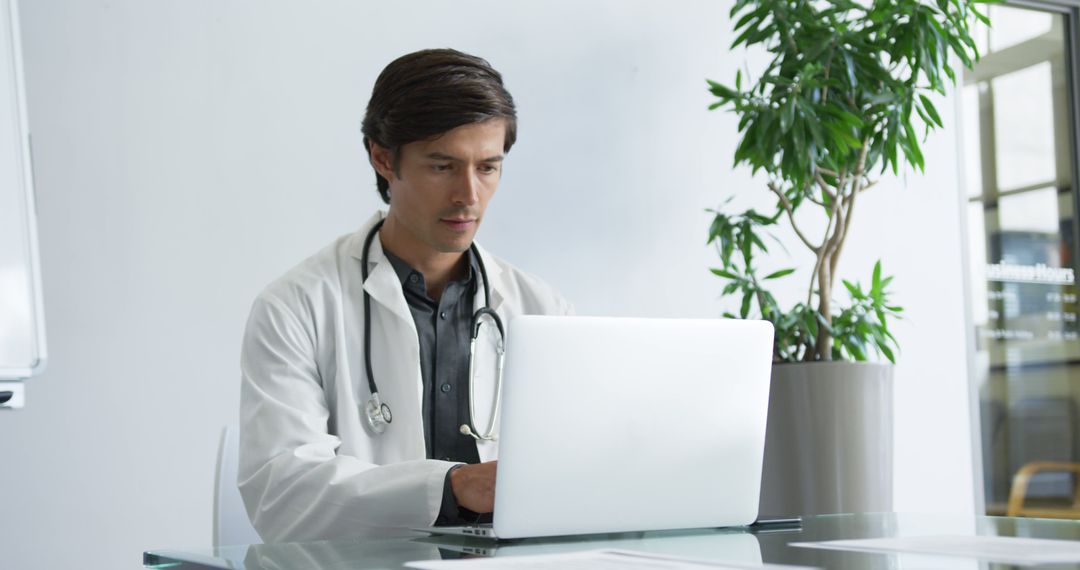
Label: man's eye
xmin=479 ymin=165 xmax=499 ymax=174
xmin=433 ymin=164 xmax=453 ymax=172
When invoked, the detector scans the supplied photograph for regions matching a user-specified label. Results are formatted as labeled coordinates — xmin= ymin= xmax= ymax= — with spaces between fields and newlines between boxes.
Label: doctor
xmin=238 ymin=49 xmax=572 ymax=543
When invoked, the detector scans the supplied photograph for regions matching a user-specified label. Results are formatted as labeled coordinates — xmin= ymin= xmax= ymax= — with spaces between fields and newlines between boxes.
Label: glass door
xmin=962 ymin=1 xmax=1080 ymax=518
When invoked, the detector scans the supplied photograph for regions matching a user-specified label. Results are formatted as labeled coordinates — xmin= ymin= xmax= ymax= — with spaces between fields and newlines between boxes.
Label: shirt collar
xmin=382 ymin=247 xmax=479 ymax=293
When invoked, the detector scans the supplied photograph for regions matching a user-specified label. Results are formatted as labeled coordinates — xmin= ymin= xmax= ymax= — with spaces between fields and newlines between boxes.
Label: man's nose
xmin=451 ymin=169 xmax=480 ymax=206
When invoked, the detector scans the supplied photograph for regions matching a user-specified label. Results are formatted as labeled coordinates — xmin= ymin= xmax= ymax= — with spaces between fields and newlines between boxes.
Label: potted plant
xmin=706 ymin=0 xmax=987 ymax=516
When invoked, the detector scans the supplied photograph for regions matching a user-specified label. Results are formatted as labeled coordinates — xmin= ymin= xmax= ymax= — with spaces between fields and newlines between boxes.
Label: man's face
xmin=372 ymin=119 xmax=507 ymax=255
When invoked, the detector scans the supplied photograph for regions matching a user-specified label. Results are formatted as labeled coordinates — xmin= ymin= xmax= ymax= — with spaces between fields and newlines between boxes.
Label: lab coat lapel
xmin=474 ymin=243 xmax=509 ymax=313
xmin=362 ymin=253 xmax=414 ymax=326
xmin=350 ymin=213 xmax=414 ymax=326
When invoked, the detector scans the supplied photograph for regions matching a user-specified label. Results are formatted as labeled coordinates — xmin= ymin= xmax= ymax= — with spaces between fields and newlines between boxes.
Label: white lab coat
xmin=238 ymin=211 xmax=573 ymax=543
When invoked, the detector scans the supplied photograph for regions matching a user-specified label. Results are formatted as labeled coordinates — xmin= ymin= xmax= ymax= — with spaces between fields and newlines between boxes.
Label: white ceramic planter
xmin=758 ymin=361 xmax=894 ymax=518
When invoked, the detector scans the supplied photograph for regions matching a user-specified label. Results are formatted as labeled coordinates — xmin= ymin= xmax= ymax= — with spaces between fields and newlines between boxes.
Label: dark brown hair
xmin=361 ymin=48 xmax=518 ymax=204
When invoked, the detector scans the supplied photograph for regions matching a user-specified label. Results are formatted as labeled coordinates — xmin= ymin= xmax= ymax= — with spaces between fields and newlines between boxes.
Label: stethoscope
xmin=360 ymin=219 xmax=506 ymax=441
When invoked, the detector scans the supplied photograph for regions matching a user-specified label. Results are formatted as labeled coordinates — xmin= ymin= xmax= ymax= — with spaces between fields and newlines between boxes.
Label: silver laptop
xmin=423 ymin=315 xmax=774 ymax=540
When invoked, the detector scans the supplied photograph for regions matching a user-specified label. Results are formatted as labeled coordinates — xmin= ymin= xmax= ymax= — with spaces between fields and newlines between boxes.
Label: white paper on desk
xmin=405 ymin=548 xmax=815 ymax=570
xmin=792 ymin=535 xmax=1080 ymax=565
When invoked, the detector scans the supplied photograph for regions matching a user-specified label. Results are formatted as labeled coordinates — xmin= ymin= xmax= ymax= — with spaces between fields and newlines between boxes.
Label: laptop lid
xmin=492 ymin=316 xmax=774 ymax=539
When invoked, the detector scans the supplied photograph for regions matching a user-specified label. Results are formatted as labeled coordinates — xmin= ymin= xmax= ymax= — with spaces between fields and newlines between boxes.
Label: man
xmin=238 ymin=49 xmax=572 ymax=543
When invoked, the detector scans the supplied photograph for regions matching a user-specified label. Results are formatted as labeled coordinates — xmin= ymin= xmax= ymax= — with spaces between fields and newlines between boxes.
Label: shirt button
xmin=441 ymin=383 xmax=452 ymax=393
xmin=439 ymin=311 xmax=447 ymax=320
xmin=409 ymin=274 xmax=419 ymax=284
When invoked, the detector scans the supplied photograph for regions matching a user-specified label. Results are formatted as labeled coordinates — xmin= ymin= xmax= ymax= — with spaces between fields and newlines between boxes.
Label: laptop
xmin=421 ymin=315 xmax=774 ymax=540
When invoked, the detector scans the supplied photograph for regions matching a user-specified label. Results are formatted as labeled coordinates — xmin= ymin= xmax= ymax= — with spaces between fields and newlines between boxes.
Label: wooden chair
xmin=1006 ymin=462 xmax=1080 ymax=519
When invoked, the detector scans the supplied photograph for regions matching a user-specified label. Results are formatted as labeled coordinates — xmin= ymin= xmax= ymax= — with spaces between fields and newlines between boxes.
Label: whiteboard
xmin=0 ymin=0 xmax=45 ymax=381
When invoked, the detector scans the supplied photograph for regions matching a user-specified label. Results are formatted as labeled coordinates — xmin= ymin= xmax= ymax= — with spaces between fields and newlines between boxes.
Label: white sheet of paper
xmin=404 ymin=548 xmax=813 ymax=570
xmin=792 ymin=535 xmax=1080 ymax=565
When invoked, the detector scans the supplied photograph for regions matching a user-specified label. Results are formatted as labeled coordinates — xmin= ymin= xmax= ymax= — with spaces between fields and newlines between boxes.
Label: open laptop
xmin=422 ymin=315 xmax=774 ymax=540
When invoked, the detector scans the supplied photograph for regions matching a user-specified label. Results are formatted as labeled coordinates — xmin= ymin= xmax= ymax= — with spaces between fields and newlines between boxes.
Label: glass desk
xmin=144 ymin=513 xmax=1080 ymax=569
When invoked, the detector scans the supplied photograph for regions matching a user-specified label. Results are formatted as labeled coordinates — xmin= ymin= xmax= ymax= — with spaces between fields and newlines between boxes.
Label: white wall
xmin=1 ymin=1 xmax=974 ymax=568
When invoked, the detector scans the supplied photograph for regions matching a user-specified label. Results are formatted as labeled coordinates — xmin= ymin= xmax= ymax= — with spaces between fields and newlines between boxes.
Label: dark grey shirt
xmin=383 ymin=248 xmax=488 ymax=524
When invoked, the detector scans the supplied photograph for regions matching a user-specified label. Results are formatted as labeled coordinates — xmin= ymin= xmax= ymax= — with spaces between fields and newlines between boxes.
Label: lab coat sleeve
xmin=238 ymin=293 xmax=452 ymax=542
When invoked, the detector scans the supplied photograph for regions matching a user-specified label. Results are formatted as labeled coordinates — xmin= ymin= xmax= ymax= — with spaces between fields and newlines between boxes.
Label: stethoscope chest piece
xmin=364 ymin=392 xmax=392 ymax=434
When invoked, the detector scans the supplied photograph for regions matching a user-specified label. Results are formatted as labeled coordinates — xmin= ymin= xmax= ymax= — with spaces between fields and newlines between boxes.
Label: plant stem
xmin=814 ymin=172 xmax=838 ymax=202
xmin=815 ymin=253 xmax=833 ymax=360
xmin=829 ymin=143 xmax=870 ymax=284
xmin=768 ymin=182 xmax=821 ymax=253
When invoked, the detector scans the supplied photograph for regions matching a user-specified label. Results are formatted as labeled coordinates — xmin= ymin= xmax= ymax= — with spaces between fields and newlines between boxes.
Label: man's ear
xmin=369 ymin=141 xmax=396 ymax=182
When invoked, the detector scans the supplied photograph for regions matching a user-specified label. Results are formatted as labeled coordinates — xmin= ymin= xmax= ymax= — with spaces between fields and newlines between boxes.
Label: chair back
xmin=214 ymin=425 xmax=263 ymax=547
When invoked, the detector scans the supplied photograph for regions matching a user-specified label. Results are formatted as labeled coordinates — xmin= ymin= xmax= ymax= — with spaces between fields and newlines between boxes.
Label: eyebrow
xmin=425 ymin=152 xmax=504 ymax=163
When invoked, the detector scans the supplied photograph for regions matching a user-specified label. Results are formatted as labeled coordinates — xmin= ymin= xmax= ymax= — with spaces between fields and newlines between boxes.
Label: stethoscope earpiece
xmin=359 ymin=218 xmax=504 ymax=441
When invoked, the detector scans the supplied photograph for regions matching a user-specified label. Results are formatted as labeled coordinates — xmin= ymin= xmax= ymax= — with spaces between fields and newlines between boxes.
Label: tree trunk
xmin=815 ymin=252 xmax=832 ymax=361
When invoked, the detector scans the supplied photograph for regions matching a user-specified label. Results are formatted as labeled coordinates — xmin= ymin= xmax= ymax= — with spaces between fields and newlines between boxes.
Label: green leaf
xmin=740 ymin=290 xmax=754 ymax=319
xmin=915 ymin=104 xmax=935 ymax=137
xmin=744 ymin=209 xmax=774 ymax=225
xmin=878 ymin=343 xmax=896 ymax=363
xmin=708 ymin=82 xmax=738 ymax=100
xmin=832 ymin=108 xmax=866 ymax=129
xmin=803 ymin=309 xmax=818 ymax=338
xmin=816 ymin=311 xmax=835 ymax=334
xmin=885 ymin=125 xmax=899 ymax=175
xmin=731 ymin=22 xmax=760 ymax=48
xmin=722 ymin=227 xmax=735 ymax=264
xmin=764 ymin=268 xmax=797 ymax=280
xmin=728 ymin=0 xmax=746 ymax=18
xmin=749 ymin=232 xmax=769 ymax=253
xmin=943 ymin=62 xmax=956 ymax=83
xmin=866 ymin=91 xmax=896 ymax=106
xmin=845 ymin=338 xmax=867 ymax=361
xmin=780 ymin=97 xmax=797 ymax=133
xmin=733 ymin=8 xmax=761 ymax=31
xmin=843 ymin=279 xmax=862 ymax=298
xmin=792 ymin=122 xmax=806 ymax=167
xmin=825 ymin=121 xmax=862 ymax=149
xmin=707 ymin=213 xmax=726 ymax=244
xmin=843 ymin=50 xmax=858 ymax=88
xmin=710 ymin=268 xmax=740 ymax=280
xmin=903 ymin=119 xmax=926 ymax=170
xmin=919 ymin=94 xmax=944 ymax=128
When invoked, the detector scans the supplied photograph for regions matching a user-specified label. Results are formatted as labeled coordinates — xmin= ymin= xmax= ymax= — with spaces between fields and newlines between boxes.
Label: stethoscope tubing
xmin=360 ymin=218 xmax=504 ymax=440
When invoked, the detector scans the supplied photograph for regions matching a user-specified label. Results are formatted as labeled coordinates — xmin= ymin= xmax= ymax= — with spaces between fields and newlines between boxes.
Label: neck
xmin=379 ymin=217 xmax=469 ymax=300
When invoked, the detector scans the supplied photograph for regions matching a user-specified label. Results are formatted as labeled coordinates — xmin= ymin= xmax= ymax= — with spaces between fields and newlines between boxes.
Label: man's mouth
xmin=440 ymin=218 xmax=476 ymax=230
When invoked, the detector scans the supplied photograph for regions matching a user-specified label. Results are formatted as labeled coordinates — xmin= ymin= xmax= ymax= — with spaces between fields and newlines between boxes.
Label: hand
xmin=450 ymin=461 xmax=497 ymax=513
